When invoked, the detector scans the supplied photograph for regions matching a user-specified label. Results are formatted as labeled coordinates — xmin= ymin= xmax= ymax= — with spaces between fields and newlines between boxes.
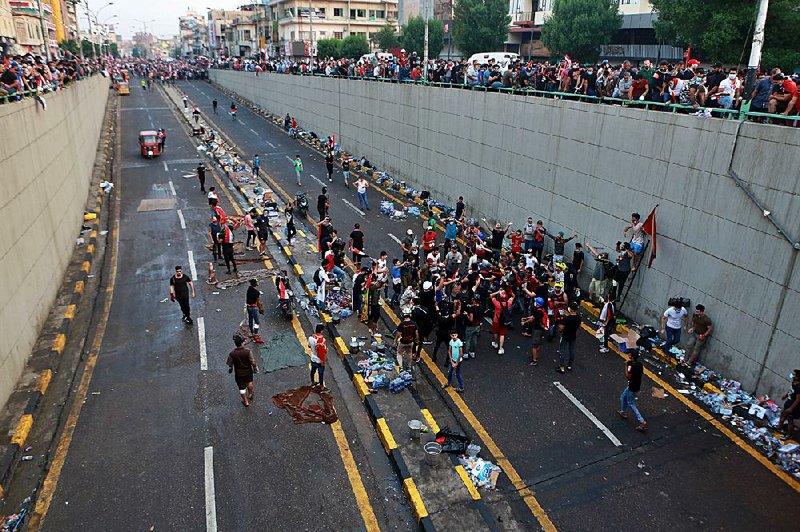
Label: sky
xmin=79 ymin=0 xmax=244 ymax=40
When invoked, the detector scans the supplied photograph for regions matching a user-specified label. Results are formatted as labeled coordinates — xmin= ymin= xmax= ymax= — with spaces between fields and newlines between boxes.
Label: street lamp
xmin=133 ymin=18 xmax=156 ymax=58
xmin=83 ymin=2 xmax=114 ymax=58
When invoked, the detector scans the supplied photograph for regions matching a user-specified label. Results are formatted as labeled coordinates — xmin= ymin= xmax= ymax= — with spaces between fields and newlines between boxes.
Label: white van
xmin=467 ymin=52 xmax=520 ymax=71
xmin=359 ymin=52 xmax=395 ymax=64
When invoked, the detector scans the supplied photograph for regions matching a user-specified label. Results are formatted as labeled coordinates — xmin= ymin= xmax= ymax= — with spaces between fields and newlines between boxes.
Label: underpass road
xmin=176 ymin=78 xmax=798 ymax=531
xmin=38 ymin=83 xmax=404 ymax=532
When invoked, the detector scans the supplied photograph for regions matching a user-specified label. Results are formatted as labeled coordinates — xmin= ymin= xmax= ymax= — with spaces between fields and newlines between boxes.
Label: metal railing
xmin=0 ymin=72 xmax=100 ymax=105
xmin=221 ymin=69 xmax=798 ymax=126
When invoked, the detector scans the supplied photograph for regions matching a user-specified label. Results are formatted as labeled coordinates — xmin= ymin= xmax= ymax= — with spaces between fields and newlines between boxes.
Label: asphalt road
xmin=38 ymin=83 xmax=408 ymax=531
xmin=175 ymin=79 xmax=798 ymax=531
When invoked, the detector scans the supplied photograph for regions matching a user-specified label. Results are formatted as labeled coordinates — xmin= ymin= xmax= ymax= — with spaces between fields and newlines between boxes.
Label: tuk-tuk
xmin=139 ymin=130 xmax=160 ymax=158
xmin=118 ymin=81 xmax=130 ymax=95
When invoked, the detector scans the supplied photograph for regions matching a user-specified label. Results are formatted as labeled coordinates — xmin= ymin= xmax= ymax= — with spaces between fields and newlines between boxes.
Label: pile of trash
xmin=431 ymin=427 xmax=503 ymax=489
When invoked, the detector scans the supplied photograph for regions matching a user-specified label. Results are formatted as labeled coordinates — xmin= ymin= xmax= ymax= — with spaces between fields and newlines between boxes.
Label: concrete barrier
xmin=0 ymin=76 xmax=110 ymax=409
xmin=211 ymin=70 xmax=800 ymax=398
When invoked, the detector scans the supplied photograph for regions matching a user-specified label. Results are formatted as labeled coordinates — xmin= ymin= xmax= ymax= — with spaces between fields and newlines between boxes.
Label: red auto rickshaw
xmin=139 ymin=130 xmax=160 ymax=158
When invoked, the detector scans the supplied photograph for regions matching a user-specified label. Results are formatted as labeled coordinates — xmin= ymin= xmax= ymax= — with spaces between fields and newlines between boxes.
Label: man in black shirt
xmin=196 ymin=162 xmax=206 ymax=193
xmin=246 ymin=279 xmax=264 ymax=343
xmin=349 ymin=223 xmax=365 ymax=267
xmin=254 ymin=211 xmax=270 ymax=256
xmin=617 ymin=350 xmax=647 ymax=432
xmin=455 ymin=196 xmax=465 ymax=221
xmin=317 ymin=186 xmax=329 ymax=221
xmin=556 ymin=302 xmax=581 ymax=373
xmin=325 ymin=151 xmax=334 ymax=181
xmin=482 ymin=218 xmax=512 ymax=263
xmin=169 ymin=265 xmax=195 ymax=324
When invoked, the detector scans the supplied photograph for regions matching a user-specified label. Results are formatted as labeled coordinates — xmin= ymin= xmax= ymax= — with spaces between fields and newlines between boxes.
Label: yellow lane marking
xmin=289 ymin=310 xmax=380 ymax=531
xmin=80 ymin=260 xmax=91 ymax=273
xmin=580 ymin=321 xmax=800 ymax=493
xmin=402 ymin=477 xmax=429 ymax=521
xmin=455 ymin=465 xmax=482 ymax=501
xmin=36 ymin=369 xmax=53 ymax=395
xmin=11 ymin=414 xmax=33 ymax=446
xmin=382 ymin=301 xmax=557 ymax=530
xmin=335 ymin=336 xmax=349 ymax=357
xmin=419 ymin=409 xmax=440 ymax=434
xmin=51 ymin=334 xmax=66 ymax=354
xmin=29 ymin=160 xmax=123 ymax=530
xmin=63 ymin=304 xmax=77 ymax=320
xmin=86 ymin=244 xmax=95 ymax=254
xmin=375 ymin=418 xmax=397 ymax=453
xmin=309 ymin=243 xmax=318 ymax=253
xmin=283 ymin=246 xmax=293 ymax=257
xmin=293 ymin=263 xmax=304 ymax=276
xmin=73 ymin=280 xmax=84 ymax=294
xmin=298 ymin=229 xmax=306 ymax=238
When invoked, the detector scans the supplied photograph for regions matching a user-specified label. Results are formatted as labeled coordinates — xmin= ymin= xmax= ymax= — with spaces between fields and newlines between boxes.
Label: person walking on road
xmin=227 ymin=335 xmax=258 ymax=407
xmin=490 ymin=290 xmax=514 ymax=355
xmin=293 ymin=154 xmax=303 ymax=186
xmin=244 ymin=208 xmax=257 ymax=250
xmin=230 ymin=102 xmax=237 ymax=120
xmin=325 ymin=150 xmax=335 ymax=181
xmin=395 ymin=311 xmax=419 ymax=373
xmin=444 ymin=331 xmax=465 ymax=393
xmin=355 ymin=176 xmax=370 ymax=211
xmin=212 ymin=98 xmax=218 ymax=114
xmin=308 ymin=324 xmax=328 ymax=387
xmin=192 ymin=107 xmax=201 ymax=124
xmin=219 ymin=221 xmax=238 ymax=274
xmin=252 ymin=154 xmax=260 ymax=178
xmin=197 ymin=161 xmax=206 ymax=193
xmin=617 ymin=350 xmax=647 ymax=432
xmin=598 ymin=293 xmax=616 ymax=354
xmin=169 ymin=265 xmax=195 ymax=324
xmin=317 ymin=186 xmax=329 ymax=221
xmin=209 ymin=214 xmax=223 ymax=264
xmin=246 ymin=279 xmax=265 ymax=343
xmin=254 ymin=209 xmax=270 ymax=256
xmin=182 ymin=95 xmax=188 ymax=111
xmin=207 ymin=186 xmax=219 ymax=207
xmin=285 ymin=204 xmax=297 ymax=245
xmin=341 ymin=157 xmax=351 ymax=187
xmin=556 ymin=302 xmax=581 ymax=373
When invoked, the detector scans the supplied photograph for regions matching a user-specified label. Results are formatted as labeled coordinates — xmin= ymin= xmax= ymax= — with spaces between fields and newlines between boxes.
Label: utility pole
xmin=745 ymin=0 xmax=769 ymax=97
xmin=308 ymin=0 xmax=314 ymax=58
xmin=423 ymin=0 xmax=429 ymax=82
xmin=37 ymin=0 xmax=52 ymax=60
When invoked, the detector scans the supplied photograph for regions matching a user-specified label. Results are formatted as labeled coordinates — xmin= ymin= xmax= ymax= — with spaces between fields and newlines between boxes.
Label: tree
xmin=59 ymin=39 xmax=79 ymax=55
xmin=372 ymin=24 xmax=400 ymax=51
xmin=452 ymin=0 xmax=510 ymax=58
xmin=339 ymin=34 xmax=370 ymax=59
xmin=108 ymin=42 xmax=119 ymax=58
xmin=651 ymin=0 xmax=800 ymax=72
xmin=541 ymin=0 xmax=622 ymax=63
xmin=316 ymin=38 xmax=342 ymax=59
xmin=132 ymin=47 xmax=142 ymax=59
xmin=400 ymin=16 xmax=444 ymax=58
xmin=82 ymin=39 xmax=96 ymax=57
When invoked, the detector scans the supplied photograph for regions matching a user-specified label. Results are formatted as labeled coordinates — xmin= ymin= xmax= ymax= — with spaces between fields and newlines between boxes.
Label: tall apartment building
xmin=207 ymin=7 xmax=249 ymax=58
xmin=507 ymin=0 xmax=683 ymax=62
xmin=266 ymin=0 xmax=398 ymax=56
xmin=179 ymin=8 xmax=207 ymax=57
xmin=0 ymin=0 xmax=16 ymax=55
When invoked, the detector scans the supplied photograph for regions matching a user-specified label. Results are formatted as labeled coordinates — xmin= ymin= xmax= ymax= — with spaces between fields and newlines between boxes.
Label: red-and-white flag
xmin=642 ymin=205 xmax=658 ymax=268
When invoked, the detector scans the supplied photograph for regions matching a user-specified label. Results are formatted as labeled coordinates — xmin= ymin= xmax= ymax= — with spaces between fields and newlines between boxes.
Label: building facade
xmin=267 ymin=0 xmax=398 ymax=56
xmin=179 ymin=8 xmax=207 ymax=57
xmin=507 ymin=0 xmax=683 ymax=62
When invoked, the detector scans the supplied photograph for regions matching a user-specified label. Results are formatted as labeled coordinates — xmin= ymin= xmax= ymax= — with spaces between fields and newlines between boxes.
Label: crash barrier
xmin=211 ymin=68 xmax=799 ymax=126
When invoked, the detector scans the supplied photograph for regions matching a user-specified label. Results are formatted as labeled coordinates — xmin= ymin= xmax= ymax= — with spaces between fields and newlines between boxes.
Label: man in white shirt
xmin=661 ymin=301 xmax=688 ymax=353
xmin=355 ymin=177 xmax=370 ymax=211
xmin=716 ymin=68 xmax=741 ymax=109
xmin=466 ymin=60 xmax=479 ymax=87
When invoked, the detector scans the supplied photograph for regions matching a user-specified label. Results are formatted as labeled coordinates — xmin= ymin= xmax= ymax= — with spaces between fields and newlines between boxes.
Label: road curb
xmin=166 ymin=84 xmax=438 ymax=530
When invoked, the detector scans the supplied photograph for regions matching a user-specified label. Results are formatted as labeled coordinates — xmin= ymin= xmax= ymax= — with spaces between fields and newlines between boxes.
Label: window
xmin=350 ymin=9 xmax=366 ymax=19
xmin=369 ymin=10 xmax=385 ymax=19
xmin=334 ymin=8 xmax=343 ymax=17
xmin=319 ymin=31 xmax=326 ymax=37
xmin=334 ymin=31 xmax=343 ymax=39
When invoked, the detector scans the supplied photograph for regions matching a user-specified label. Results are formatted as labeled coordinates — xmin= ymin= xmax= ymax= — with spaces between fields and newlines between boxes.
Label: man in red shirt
xmin=769 ymin=73 xmax=798 ymax=116
xmin=422 ymin=224 xmax=437 ymax=254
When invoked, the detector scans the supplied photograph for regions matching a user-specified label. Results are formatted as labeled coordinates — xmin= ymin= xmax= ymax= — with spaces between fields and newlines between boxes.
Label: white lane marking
xmin=554 ymin=382 xmax=622 ymax=447
xmin=249 ymin=127 xmax=260 ymax=136
xmin=169 ymin=180 xmax=176 ymax=196
xmin=163 ymin=161 xmax=168 ymax=171
xmin=310 ymin=174 xmax=326 ymax=187
xmin=188 ymin=250 xmax=198 ymax=280
xmin=177 ymin=209 xmax=187 ymax=229
xmin=204 ymin=446 xmax=218 ymax=532
xmin=198 ymin=317 xmax=208 ymax=370
xmin=266 ymin=141 xmax=276 ymax=149
xmin=342 ymin=198 xmax=366 ymax=217
xmin=388 ymin=233 xmax=402 ymax=245
xmin=285 ymin=155 xmax=294 ymax=163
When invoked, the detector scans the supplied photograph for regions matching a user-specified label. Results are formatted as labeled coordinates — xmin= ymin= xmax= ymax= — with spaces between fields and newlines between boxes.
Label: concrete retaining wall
xmin=0 ymin=76 xmax=110 ymax=409
xmin=212 ymin=70 xmax=800 ymax=398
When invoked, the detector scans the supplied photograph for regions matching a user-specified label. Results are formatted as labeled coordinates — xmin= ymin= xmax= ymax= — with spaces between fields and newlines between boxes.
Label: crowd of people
xmin=214 ymin=53 xmax=798 ymax=120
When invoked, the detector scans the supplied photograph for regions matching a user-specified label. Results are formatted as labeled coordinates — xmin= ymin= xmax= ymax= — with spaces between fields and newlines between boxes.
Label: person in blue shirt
xmin=252 ymin=154 xmax=260 ymax=178
xmin=750 ymin=72 xmax=773 ymax=114
xmin=443 ymin=218 xmax=461 ymax=249
xmin=390 ymin=259 xmax=403 ymax=306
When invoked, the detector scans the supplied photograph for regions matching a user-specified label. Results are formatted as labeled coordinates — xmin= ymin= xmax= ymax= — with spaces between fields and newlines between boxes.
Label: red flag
xmin=642 ymin=205 xmax=657 ymax=268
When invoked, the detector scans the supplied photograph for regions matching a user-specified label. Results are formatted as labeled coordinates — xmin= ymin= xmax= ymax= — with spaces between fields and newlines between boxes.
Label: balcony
xmin=511 ymin=11 xmax=534 ymax=25
xmin=599 ymin=43 xmax=685 ymax=61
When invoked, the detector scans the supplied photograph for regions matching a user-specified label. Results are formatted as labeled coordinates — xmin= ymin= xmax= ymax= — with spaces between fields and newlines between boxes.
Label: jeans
xmin=247 ymin=305 xmax=260 ymax=334
xmin=523 ymin=239 xmax=535 ymax=253
xmin=559 ymin=338 xmax=575 ymax=367
xmin=357 ymin=191 xmax=370 ymax=210
xmin=464 ymin=325 xmax=481 ymax=354
xmin=619 ymin=388 xmax=644 ymax=423
xmin=330 ymin=265 xmax=346 ymax=285
xmin=310 ymin=361 xmax=325 ymax=385
xmin=664 ymin=326 xmax=681 ymax=352
xmin=447 ymin=363 xmax=464 ymax=389
xmin=353 ymin=290 xmax=364 ymax=317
